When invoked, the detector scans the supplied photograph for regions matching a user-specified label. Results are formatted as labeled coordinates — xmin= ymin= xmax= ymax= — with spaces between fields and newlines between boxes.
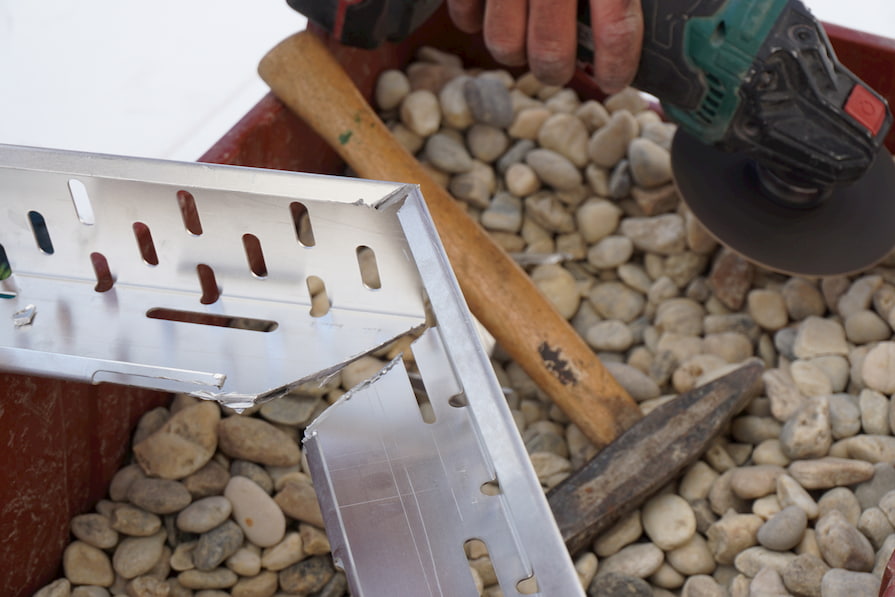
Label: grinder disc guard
xmin=672 ymin=131 xmax=895 ymax=276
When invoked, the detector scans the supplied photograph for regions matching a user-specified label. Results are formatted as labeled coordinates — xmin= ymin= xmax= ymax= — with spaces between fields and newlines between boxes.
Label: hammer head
xmin=287 ymin=0 xmax=443 ymax=49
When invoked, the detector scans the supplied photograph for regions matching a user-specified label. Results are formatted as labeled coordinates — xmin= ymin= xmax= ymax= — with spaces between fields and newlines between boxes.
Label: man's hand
xmin=446 ymin=0 xmax=642 ymax=93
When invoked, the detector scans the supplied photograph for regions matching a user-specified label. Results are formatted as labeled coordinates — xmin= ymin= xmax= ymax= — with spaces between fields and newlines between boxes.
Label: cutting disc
xmin=672 ymin=130 xmax=895 ymax=276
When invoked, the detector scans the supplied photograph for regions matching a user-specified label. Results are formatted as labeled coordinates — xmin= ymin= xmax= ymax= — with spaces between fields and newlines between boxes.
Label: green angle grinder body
xmin=579 ymin=0 xmax=895 ymax=276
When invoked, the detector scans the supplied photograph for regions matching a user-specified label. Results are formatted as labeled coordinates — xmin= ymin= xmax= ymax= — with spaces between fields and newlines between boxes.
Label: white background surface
xmin=1 ymin=0 xmax=894 ymax=161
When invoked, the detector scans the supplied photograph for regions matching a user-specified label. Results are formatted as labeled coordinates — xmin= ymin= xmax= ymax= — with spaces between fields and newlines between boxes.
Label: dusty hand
xmin=446 ymin=0 xmax=642 ymax=93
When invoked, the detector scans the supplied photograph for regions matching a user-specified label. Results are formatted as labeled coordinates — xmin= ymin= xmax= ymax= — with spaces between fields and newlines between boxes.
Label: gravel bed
xmin=34 ymin=47 xmax=895 ymax=597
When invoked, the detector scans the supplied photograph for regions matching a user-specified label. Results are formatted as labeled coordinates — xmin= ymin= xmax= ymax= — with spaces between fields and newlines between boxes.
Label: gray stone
xmin=438 ymin=75 xmax=473 ymax=129
xmin=538 ymin=113 xmax=589 ymax=167
xmin=71 ymin=513 xmax=119 ymax=550
xmin=588 ymin=281 xmax=646 ymax=323
xmin=588 ymin=572 xmax=652 ymax=597
xmin=133 ymin=401 xmax=220 ymax=481
xmin=780 ymin=397 xmax=832 ymax=460
xmin=814 ymin=510 xmax=875 ymax=571
xmin=259 ymin=393 xmax=321 ymax=427
xmin=278 ymin=555 xmax=336 ymax=594
xmin=788 ymin=457 xmax=875 ymax=489
xmin=177 ymin=568 xmax=238 ymax=590
xmin=793 ymin=317 xmax=849 ymax=359
xmin=217 ymin=415 xmax=301 ymax=467
xmin=63 ymin=541 xmax=114 ymax=587
xmin=855 ymin=463 xmax=895 ymax=509
xmin=820 ymin=568 xmax=879 ymax=596
xmin=705 ymin=510 xmax=762 ymax=565
xmin=608 ymin=159 xmax=633 ymax=199
xmin=628 ymin=138 xmax=672 ymax=187
xmin=782 ymin=278 xmax=826 ymax=321
xmin=127 ymin=478 xmax=192 ymax=515
xmin=524 ymin=192 xmax=576 ymax=233
xmin=525 ymin=148 xmax=582 ymax=191
xmin=862 ymin=342 xmax=895 ymax=394
xmin=576 ymin=198 xmax=623 ymax=243
xmin=110 ymin=504 xmax=162 ymax=537
xmin=374 ymin=69 xmax=410 ymax=111
xmin=193 ymin=520 xmax=244 ymax=571
xmin=587 ymin=236 xmax=634 ymax=269
xmin=423 ymin=132 xmax=473 ymax=173
xmin=620 ymin=214 xmax=687 ymax=255
xmin=588 ymin=110 xmax=639 ymax=168
xmin=845 ymin=310 xmax=891 ymax=344
xmin=176 ymin=496 xmax=232 ymax=534
xmin=782 ymin=553 xmax=829 ymax=597
xmin=757 ymin=505 xmax=808 ymax=551
xmin=112 ymin=530 xmax=167 ymax=579
xmin=464 ymin=76 xmax=514 ymax=128
xmin=399 ymin=89 xmax=441 ymax=136
xmin=829 ymin=393 xmax=862 ymax=440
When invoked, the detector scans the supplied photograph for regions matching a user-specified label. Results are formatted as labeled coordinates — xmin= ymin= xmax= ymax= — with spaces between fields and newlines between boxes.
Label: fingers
xmin=447 ymin=0 xmax=643 ymax=92
xmin=526 ymin=0 xmax=578 ymax=85
xmin=447 ymin=0 xmax=486 ymax=33
xmin=590 ymin=0 xmax=643 ymax=93
xmin=482 ymin=0 xmax=529 ymax=67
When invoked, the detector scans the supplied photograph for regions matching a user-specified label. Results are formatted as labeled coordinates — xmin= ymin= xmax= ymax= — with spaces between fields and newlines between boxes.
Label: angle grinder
xmin=289 ymin=0 xmax=895 ymax=276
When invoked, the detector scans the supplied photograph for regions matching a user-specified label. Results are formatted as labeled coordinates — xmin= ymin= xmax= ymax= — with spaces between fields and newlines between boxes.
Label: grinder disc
xmin=672 ymin=130 xmax=895 ymax=276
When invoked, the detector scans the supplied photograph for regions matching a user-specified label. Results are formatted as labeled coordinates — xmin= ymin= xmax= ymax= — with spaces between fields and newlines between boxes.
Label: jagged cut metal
xmin=0 ymin=143 xmax=582 ymax=595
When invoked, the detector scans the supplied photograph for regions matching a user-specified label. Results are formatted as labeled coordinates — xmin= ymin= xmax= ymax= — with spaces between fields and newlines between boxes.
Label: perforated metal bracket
xmin=0 ymin=144 xmax=583 ymax=595
xmin=0 ymin=144 xmax=429 ymax=409
xmin=305 ymin=193 xmax=584 ymax=596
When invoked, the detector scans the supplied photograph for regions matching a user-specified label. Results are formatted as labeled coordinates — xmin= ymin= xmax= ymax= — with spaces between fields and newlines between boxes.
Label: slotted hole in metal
xmin=146 ymin=308 xmax=278 ymax=332
xmin=177 ymin=190 xmax=203 ymax=235
xmin=356 ymin=245 xmax=382 ymax=289
xmin=0 ymin=244 xmax=11 ymax=281
xmin=90 ymin=252 xmax=114 ymax=292
xmin=480 ymin=479 xmax=501 ymax=496
xmin=407 ymin=369 xmax=436 ymax=424
xmin=448 ymin=392 xmax=469 ymax=408
xmin=68 ymin=178 xmax=95 ymax=225
xmin=516 ymin=574 xmax=540 ymax=595
xmin=28 ymin=211 xmax=54 ymax=255
xmin=133 ymin=222 xmax=159 ymax=266
xmin=464 ymin=539 xmax=499 ymax=592
xmin=242 ymin=233 xmax=268 ymax=278
xmin=197 ymin=264 xmax=220 ymax=304
xmin=306 ymin=275 xmax=330 ymax=317
xmin=290 ymin=201 xmax=316 ymax=247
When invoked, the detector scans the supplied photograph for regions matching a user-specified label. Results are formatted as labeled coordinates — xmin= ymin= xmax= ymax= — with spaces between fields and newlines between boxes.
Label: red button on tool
xmin=845 ymin=84 xmax=887 ymax=136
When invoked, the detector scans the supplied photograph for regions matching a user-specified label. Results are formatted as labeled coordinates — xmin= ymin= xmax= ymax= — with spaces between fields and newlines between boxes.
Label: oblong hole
xmin=68 ymin=178 xmax=95 ymax=225
xmin=242 ymin=233 xmax=268 ymax=278
xmin=90 ymin=252 xmax=114 ymax=292
xmin=147 ymin=308 xmax=277 ymax=332
xmin=448 ymin=393 xmax=468 ymax=408
xmin=28 ymin=211 xmax=54 ymax=255
xmin=290 ymin=202 xmax=316 ymax=247
xmin=307 ymin=275 xmax=330 ymax=317
xmin=133 ymin=222 xmax=159 ymax=266
xmin=197 ymin=264 xmax=220 ymax=304
xmin=464 ymin=539 xmax=498 ymax=593
xmin=177 ymin=190 xmax=203 ymax=235
xmin=516 ymin=574 xmax=540 ymax=595
xmin=356 ymin=245 xmax=381 ymax=289
xmin=0 ymin=244 xmax=11 ymax=280
xmin=407 ymin=370 xmax=436 ymax=424
xmin=480 ymin=480 xmax=501 ymax=496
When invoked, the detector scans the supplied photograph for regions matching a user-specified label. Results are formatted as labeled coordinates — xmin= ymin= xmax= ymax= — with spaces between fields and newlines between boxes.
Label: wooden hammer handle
xmin=259 ymin=31 xmax=641 ymax=447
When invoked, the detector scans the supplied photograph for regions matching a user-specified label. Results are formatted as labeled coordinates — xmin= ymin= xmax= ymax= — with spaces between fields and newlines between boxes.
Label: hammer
xmin=258 ymin=30 xmax=764 ymax=550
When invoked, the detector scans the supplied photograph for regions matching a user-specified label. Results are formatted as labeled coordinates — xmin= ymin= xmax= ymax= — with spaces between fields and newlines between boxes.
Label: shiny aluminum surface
xmin=0 ymin=143 xmax=582 ymax=595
